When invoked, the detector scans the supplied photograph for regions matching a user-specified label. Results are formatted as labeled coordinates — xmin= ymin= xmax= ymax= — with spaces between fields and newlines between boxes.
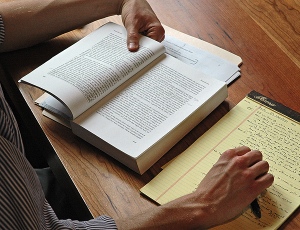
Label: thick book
xmin=140 ymin=91 xmax=300 ymax=229
xmin=19 ymin=22 xmax=228 ymax=174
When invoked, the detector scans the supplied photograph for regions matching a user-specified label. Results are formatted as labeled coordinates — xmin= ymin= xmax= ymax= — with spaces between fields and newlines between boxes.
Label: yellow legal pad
xmin=140 ymin=91 xmax=300 ymax=230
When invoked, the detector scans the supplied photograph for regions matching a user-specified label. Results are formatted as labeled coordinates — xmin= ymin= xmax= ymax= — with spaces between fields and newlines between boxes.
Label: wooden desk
xmin=0 ymin=0 xmax=299 ymax=229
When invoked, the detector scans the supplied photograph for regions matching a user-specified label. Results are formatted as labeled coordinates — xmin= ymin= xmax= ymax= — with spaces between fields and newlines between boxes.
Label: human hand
xmin=120 ymin=0 xmax=165 ymax=51
xmin=190 ymin=146 xmax=274 ymax=228
xmin=115 ymin=146 xmax=274 ymax=229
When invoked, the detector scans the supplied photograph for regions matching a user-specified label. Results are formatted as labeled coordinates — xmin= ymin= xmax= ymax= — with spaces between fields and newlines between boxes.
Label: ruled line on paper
xmin=155 ymin=105 xmax=261 ymax=201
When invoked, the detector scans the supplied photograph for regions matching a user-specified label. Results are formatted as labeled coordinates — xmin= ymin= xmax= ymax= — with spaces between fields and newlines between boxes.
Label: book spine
xmin=247 ymin=90 xmax=300 ymax=123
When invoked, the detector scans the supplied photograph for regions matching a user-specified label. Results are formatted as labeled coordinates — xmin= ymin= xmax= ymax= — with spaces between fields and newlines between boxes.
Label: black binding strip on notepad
xmin=247 ymin=90 xmax=300 ymax=123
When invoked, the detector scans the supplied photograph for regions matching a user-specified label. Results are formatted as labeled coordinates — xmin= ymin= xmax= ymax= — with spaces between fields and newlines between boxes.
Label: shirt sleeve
xmin=0 ymin=82 xmax=118 ymax=230
xmin=61 ymin=215 xmax=118 ymax=229
xmin=0 ymin=15 xmax=5 ymax=44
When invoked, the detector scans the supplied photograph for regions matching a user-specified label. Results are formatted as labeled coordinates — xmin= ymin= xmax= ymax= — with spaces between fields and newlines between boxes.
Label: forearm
xmin=0 ymin=0 xmax=123 ymax=52
xmin=115 ymin=194 xmax=209 ymax=230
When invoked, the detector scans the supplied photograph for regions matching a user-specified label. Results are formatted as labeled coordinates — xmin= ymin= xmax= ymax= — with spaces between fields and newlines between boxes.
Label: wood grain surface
xmin=0 ymin=0 xmax=299 ymax=229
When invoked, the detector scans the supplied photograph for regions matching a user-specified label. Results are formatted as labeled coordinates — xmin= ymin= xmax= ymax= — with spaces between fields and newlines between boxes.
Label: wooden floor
xmin=235 ymin=0 xmax=300 ymax=68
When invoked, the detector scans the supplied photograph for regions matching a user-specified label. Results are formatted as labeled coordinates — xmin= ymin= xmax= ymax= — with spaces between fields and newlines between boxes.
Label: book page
xmin=19 ymin=22 xmax=165 ymax=119
xmin=140 ymin=95 xmax=300 ymax=229
xmin=72 ymin=53 xmax=227 ymax=158
xmin=95 ymin=16 xmax=243 ymax=66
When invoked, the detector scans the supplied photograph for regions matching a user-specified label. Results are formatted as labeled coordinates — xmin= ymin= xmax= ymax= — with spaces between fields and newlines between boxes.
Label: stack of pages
xmin=162 ymin=26 xmax=241 ymax=84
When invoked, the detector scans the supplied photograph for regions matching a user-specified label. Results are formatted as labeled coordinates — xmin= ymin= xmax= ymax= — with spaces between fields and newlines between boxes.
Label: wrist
xmin=156 ymin=193 xmax=213 ymax=230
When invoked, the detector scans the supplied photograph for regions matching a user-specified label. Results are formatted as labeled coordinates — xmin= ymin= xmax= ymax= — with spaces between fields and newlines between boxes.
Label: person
xmin=0 ymin=0 xmax=165 ymax=53
xmin=0 ymin=0 xmax=274 ymax=229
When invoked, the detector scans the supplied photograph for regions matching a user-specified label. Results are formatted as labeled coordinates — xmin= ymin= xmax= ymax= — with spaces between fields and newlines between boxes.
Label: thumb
xmin=126 ymin=27 xmax=141 ymax=52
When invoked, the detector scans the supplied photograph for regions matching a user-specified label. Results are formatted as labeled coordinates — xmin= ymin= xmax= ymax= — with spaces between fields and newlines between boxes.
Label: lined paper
xmin=141 ymin=96 xmax=300 ymax=229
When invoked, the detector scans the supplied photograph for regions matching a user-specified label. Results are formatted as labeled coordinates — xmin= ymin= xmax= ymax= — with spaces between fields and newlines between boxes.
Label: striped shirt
xmin=0 ymin=14 xmax=117 ymax=228
xmin=0 ymin=15 xmax=4 ymax=44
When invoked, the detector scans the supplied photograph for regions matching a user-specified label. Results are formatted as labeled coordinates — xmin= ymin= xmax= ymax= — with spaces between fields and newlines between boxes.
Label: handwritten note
xmin=141 ymin=96 xmax=300 ymax=230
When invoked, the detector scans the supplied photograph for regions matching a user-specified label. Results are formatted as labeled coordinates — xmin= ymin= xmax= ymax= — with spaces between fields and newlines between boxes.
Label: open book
xmin=141 ymin=91 xmax=300 ymax=229
xmin=19 ymin=22 xmax=230 ymax=174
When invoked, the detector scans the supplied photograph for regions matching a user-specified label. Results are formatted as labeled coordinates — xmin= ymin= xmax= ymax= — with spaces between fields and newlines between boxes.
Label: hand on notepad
xmin=119 ymin=146 xmax=274 ymax=229
xmin=190 ymin=146 xmax=274 ymax=228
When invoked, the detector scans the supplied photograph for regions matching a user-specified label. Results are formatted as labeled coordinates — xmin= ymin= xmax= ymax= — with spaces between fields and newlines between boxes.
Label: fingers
xmin=244 ymin=149 xmax=263 ymax=166
xmin=142 ymin=26 xmax=165 ymax=42
xmin=120 ymin=0 xmax=165 ymax=52
xmin=221 ymin=146 xmax=274 ymax=192
xmin=221 ymin=146 xmax=251 ymax=160
xmin=235 ymin=146 xmax=251 ymax=156
xmin=222 ymin=146 xmax=263 ymax=167
xmin=243 ymin=147 xmax=274 ymax=193
xmin=250 ymin=160 xmax=274 ymax=192
xmin=250 ymin=159 xmax=269 ymax=177
xmin=126 ymin=23 xmax=165 ymax=52
xmin=254 ymin=172 xmax=274 ymax=190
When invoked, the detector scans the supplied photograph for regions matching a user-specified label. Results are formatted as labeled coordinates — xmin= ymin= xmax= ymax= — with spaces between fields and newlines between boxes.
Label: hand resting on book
xmin=121 ymin=0 xmax=165 ymax=51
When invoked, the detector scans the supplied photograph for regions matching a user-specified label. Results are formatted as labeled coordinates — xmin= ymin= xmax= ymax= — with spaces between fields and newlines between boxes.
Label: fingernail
xmin=129 ymin=42 xmax=138 ymax=50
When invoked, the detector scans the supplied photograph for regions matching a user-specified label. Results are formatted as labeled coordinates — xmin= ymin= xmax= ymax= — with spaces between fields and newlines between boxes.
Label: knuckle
xmin=222 ymin=148 xmax=236 ymax=158
xmin=233 ymin=156 xmax=247 ymax=168
xmin=242 ymin=170 xmax=253 ymax=180
xmin=128 ymin=32 xmax=140 ymax=40
xmin=252 ymin=149 xmax=263 ymax=158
